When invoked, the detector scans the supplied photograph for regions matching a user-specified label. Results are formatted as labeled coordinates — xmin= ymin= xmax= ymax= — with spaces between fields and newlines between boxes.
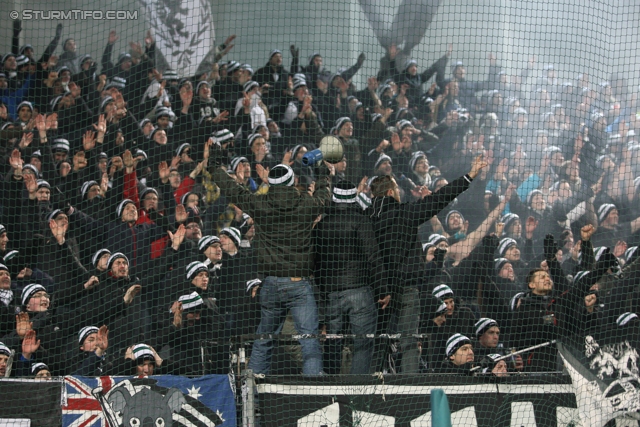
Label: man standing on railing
xmin=210 ymin=158 xmax=335 ymax=376
xmin=313 ymin=181 xmax=391 ymax=374
xmin=367 ymin=155 xmax=486 ymax=373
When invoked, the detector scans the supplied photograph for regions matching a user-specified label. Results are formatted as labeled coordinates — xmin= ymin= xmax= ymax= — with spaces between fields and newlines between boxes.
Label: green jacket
xmin=212 ymin=167 xmax=331 ymax=277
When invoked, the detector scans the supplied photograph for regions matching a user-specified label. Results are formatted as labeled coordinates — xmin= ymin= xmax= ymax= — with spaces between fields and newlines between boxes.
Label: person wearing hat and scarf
xmin=511 ymin=234 xmax=580 ymax=371
xmin=592 ymin=202 xmax=640 ymax=249
xmin=120 ymin=343 xmax=165 ymax=376
xmin=209 ymin=153 xmax=335 ymax=375
xmin=391 ymin=49 xmax=449 ymax=107
xmin=409 ymin=151 xmax=431 ymax=188
xmin=472 ymin=318 xmax=523 ymax=373
xmin=71 ymin=325 xmax=109 ymax=376
xmin=255 ymin=49 xmax=295 ymax=101
xmin=312 ymin=180 xmax=390 ymax=374
xmin=155 ymin=290 xmax=223 ymax=374
xmin=366 ymin=156 xmax=485 ymax=367
xmin=0 ymin=263 xmax=16 ymax=337
xmin=214 ymin=226 xmax=260 ymax=341
xmin=39 ymin=209 xmax=100 ymax=313
xmin=436 ymin=333 xmax=474 ymax=374
xmin=332 ymin=117 xmax=363 ymax=185
xmin=236 ymin=80 xmax=267 ymax=130
xmin=281 ymin=78 xmax=324 ymax=143
xmin=247 ymin=134 xmax=277 ymax=184
xmin=101 ymin=30 xmax=156 ymax=107
xmin=0 ymin=341 xmax=13 ymax=377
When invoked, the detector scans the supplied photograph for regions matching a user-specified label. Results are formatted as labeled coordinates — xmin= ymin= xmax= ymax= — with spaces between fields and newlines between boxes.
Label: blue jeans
xmin=325 ymin=286 xmax=377 ymax=375
xmin=248 ymin=277 xmax=323 ymax=375
xmin=389 ymin=287 xmax=420 ymax=373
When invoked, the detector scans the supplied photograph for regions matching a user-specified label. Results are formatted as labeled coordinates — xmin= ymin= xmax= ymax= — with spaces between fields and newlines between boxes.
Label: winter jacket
xmin=212 ymin=166 xmax=331 ymax=277
xmin=313 ymin=203 xmax=389 ymax=298
xmin=366 ymin=174 xmax=473 ymax=295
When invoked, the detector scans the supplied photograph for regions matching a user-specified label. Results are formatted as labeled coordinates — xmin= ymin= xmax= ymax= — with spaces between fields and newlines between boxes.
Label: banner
xmin=0 ymin=379 xmax=62 ymax=427
xmin=257 ymin=376 xmax=579 ymax=427
xmin=63 ymin=375 xmax=236 ymax=427
xmin=138 ymin=0 xmax=215 ymax=77
xmin=558 ymin=335 xmax=640 ymax=427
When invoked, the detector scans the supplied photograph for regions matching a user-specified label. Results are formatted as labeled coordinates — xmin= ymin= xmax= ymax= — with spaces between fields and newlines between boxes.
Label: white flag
xmin=139 ymin=0 xmax=215 ymax=77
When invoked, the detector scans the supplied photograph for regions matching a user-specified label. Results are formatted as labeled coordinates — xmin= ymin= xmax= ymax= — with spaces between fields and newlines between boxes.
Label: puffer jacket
xmin=212 ymin=166 xmax=331 ymax=277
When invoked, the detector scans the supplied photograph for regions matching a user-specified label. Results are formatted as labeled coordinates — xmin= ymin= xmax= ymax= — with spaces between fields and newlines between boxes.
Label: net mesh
xmin=0 ymin=0 xmax=640 ymax=426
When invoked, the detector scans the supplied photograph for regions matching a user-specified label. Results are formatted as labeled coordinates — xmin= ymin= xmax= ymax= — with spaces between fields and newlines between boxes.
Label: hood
xmin=368 ymin=196 xmax=398 ymax=219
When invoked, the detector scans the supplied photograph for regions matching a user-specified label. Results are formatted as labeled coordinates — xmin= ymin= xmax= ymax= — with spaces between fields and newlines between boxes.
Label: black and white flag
xmin=558 ymin=335 xmax=640 ymax=427
xmin=139 ymin=0 xmax=214 ymax=77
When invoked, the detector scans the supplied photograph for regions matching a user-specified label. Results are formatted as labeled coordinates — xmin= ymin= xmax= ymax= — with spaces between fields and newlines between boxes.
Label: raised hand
xmin=108 ymin=30 xmax=119 ymax=44
xmin=158 ymin=161 xmax=170 ymax=182
xmin=170 ymin=155 xmax=181 ymax=169
xmin=18 ymin=132 xmax=33 ymax=149
xmin=157 ymin=80 xmax=166 ymax=98
xmin=171 ymin=301 xmax=183 ymax=328
xmin=614 ymin=240 xmax=628 ymax=258
xmin=92 ymin=114 xmax=106 ymax=134
xmin=144 ymin=29 xmax=154 ymax=46
xmin=357 ymin=176 xmax=368 ymax=194
xmin=378 ymin=295 xmax=391 ymax=310
xmin=213 ymin=110 xmax=230 ymax=124
xmin=21 ymin=329 xmax=40 ymax=359
xmin=168 ymin=224 xmax=186 ymax=250
xmin=255 ymin=164 xmax=269 ymax=183
xmin=35 ymin=114 xmax=47 ymax=133
xmin=73 ymin=151 xmax=88 ymax=171
xmin=95 ymin=325 xmax=109 ymax=356
xmin=69 ymin=82 xmax=81 ymax=98
xmin=9 ymin=149 xmax=23 ymax=170
xmin=175 ymin=204 xmax=188 ymax=223
xmin=580 ymin=224 xmax=595 ymax=242
xmin=124 ymin=284 xmax=141 ymax=305
xmin=23 ymin=173 xmax=37 ymax=194
xmin=45 ymin=113 xmax=58 ymax=131
xmin=16 ymin=312 xmax=32 ymax=338
xmin=122 ymin=149 xmax=134 ymax=170
xmin=469 ymin=154 xmax=489 ymax=179
xmin=323 ymin=160 xmax=335 ymax=176
xmin=49 ymin=216 xmax=68 ymax=244
xmin=495 ymin=222 xmax=505 ymax=237
xmin=282 ymin=151 xmax=293 ymax=166
xmin=82 ymin=130 xmax=97 ymax=151
xmin=84 ymin=275 xmax=100 ymax=289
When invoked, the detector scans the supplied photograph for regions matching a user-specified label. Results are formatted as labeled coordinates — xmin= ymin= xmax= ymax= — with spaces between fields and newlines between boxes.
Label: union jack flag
xmin=62 ymin=376 xmax=122 ymax=427
xmin=62 ymin=375 xmax=234 ymax=427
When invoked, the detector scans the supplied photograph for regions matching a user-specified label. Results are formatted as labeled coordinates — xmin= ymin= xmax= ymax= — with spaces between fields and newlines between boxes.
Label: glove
xmin=56 ymin=24 xmax=63 ymax=38
xmin=594 ymin=249 xmax=619 ymax=276
xmin=543 ymin=234 xmax=558 ymax=262
xmin=357 ymin=52 xmax=366 ymax=66
xmin=207 ymin=147 xmax=229 ymax=168
xmin=433 ymin=248 xmax=447 ymax=265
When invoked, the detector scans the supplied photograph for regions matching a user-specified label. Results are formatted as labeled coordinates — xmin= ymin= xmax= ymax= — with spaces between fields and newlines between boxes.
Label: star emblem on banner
xmin=187 ymin=385 xmax=202 ymax=400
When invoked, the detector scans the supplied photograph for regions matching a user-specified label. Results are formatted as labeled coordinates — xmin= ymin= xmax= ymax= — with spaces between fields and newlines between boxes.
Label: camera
xmin=457 ymin=108 xmax=470 ymax=123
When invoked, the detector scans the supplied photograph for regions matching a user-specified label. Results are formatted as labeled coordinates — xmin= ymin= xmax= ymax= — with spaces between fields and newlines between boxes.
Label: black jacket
xmin=313 ymin=203 xmax=388 ymax=298
xmin=365 ymin=174 xmax=472 ymax=295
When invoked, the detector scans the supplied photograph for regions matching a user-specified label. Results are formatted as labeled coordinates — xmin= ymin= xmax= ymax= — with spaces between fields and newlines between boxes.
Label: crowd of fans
xmin=0 ymin=20 xmax=639 ymax=380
